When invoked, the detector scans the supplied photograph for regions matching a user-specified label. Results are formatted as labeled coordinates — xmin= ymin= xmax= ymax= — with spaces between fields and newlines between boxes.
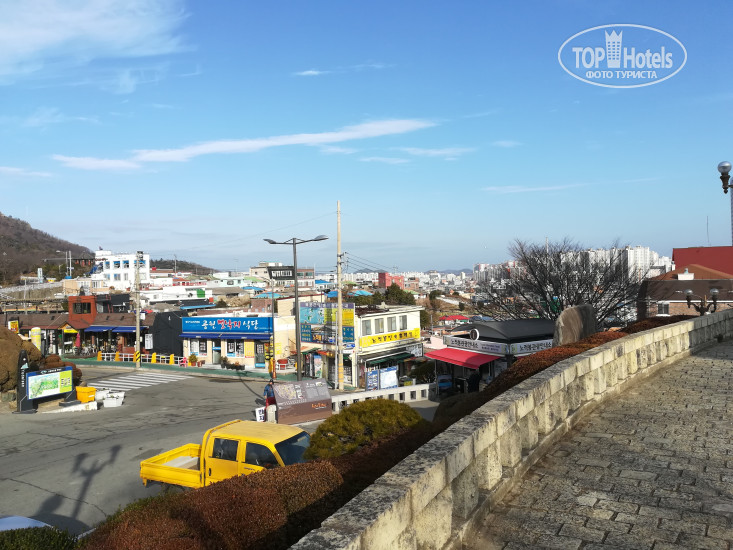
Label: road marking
xmin=90 ymin=373 xmax=191 ymax=392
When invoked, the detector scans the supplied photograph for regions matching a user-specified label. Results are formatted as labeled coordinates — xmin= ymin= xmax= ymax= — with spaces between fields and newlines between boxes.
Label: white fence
xmin=331 ymin=383 xmax=432 ymax=413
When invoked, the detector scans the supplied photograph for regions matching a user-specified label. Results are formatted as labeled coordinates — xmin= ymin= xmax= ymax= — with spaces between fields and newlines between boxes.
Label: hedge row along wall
xmin=293 ymin=310 xmax=733 ymax=549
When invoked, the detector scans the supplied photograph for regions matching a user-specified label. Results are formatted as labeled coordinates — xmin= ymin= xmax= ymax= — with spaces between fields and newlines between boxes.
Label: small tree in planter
xmin=188 ymin=354 xmax=198 ymax=367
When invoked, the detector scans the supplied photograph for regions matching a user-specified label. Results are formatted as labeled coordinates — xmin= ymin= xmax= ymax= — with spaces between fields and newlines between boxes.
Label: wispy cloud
xmin=293 ymin=62 xmax=390 ymax=77
xmin=52 ymin=155 xmax=140 ymax=171
xmin=132 ymin=119 xmax=434 ymax=162
xmin=483 ymin=183 xmax=585 ymax=194
xmin=23 ymin=107 xmax=98 ymax=127
xmin=396 ymin=147 xmax=475 ymax=160
xmin=360 ymin=157 xmax=409 ymax=165
xmin=0 ymin=1 xmax=188 ymax=85
xmin=0 ymin=166 xmax=52 ymax=177
xmin=491 ymin=140 xmax=522 ymax=148
xmin=295 ymin=69 xmax=331 ymax=77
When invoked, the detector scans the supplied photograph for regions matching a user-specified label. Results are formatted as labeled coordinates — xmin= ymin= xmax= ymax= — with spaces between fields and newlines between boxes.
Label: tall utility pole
xmin=135 ymin=251 xmax=142 ymax=370
xmin=336 ymin=201 xmax=344 ymax=390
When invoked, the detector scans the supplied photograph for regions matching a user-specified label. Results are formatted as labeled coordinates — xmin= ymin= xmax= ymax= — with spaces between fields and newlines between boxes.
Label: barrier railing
xmin=331 ymin=383 xmax=432 ymax=413
xmin=96 ymin=351 xmax=188 ymax=366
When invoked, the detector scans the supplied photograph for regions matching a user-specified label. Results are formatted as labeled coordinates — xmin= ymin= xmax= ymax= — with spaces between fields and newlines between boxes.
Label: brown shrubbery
xmin=0 ymin=326 xmax=43 ymax=392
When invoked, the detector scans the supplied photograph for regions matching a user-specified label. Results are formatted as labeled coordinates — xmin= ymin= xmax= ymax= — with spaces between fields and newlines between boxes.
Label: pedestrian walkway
xmin=468 ymin=342 xmax=733 ymax=549
xmin=89 ymin=372 xmax=191 ymax=393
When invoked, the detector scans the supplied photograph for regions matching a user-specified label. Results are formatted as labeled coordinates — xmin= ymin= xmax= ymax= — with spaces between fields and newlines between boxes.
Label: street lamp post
xmin=683 ymin=288 xmax=719 ymax=316
xmin=716 ymin=161 xmax=733 ymax=244
xmin=264 ymin=235 xmax=328 ymax=381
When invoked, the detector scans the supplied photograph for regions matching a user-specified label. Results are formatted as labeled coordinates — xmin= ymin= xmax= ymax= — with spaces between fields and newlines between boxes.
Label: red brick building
xmin=377 ymin=272 xmax=405 ymax=289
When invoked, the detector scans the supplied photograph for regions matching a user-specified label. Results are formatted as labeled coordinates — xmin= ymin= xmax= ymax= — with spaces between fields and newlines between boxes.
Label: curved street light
xmin=684 ymin=288 xmax=719 ymax=316
xmin=263 ymin=235 xmax=329 ymax=380
xmin=716 ymin=161 xmax=733 ymax=244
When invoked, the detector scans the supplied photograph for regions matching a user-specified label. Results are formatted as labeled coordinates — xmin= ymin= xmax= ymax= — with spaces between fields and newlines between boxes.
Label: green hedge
xmin=305 ymin=398 xmax=426 ymax=460
xmin=0 ymin=526 xmax=77 ymax=550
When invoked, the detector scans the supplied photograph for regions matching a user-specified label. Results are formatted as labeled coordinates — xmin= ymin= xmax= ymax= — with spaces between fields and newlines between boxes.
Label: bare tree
xmin=476 ymin=238 xmax=641 ymax=327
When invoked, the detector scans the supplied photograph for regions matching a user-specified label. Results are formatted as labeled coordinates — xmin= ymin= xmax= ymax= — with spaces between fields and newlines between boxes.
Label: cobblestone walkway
xmin=469 ymin=343 xmax=733 ymax=550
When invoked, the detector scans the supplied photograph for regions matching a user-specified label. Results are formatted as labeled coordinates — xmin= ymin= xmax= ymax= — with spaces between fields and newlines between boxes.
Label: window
xmin=657 ymin=302 xmax=669 ymax=315
xmin=113 ymin=274 xmax=121 ymax=281
xmin=375 ymin=318 xmax=384 ymax=334
xmin=72 ymin=302 xmax=91 ymax=314
xmin=245 ymin=443 xmax=279 ymax=468
xmin=362 ymin=319 xmax=372 ymax=335
xmin=400 ymin=315 xmax=407 ymax=330
xmin=212 ymin=438 xmax=238 ymax=461
xmin=388 ymin=316 xmax=396 ymax=332
xmin=199 ymin=340 xmax=208 ymax=354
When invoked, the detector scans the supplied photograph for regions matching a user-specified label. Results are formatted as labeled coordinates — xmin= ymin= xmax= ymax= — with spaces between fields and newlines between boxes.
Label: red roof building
xmin=672 ymin=246 xmax=733 ymax=276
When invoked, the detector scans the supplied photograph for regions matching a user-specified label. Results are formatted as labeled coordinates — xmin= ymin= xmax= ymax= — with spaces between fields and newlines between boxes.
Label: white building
xmin=90 ymin=250 xmax=151 ymax=293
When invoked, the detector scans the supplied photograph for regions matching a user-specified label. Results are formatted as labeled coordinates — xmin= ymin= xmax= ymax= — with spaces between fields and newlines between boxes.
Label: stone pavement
xmin=468 ymin=342 xmax=733 ymax=550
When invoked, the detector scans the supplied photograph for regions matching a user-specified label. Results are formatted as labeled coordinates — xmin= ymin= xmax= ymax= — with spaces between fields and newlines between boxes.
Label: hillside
xmin=0 ymin=213 xmax=91 ymax=283
xmin=151 ymin=258 xmax=216 ymax=275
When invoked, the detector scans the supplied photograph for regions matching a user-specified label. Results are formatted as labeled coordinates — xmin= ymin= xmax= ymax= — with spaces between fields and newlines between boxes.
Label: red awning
xmin=425 ymin=348 xmax=499 ymax=369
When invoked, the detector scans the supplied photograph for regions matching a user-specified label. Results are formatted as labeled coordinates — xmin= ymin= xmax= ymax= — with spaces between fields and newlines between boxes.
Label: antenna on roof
xmin=707 ymin=216 xmax=710 ymax=246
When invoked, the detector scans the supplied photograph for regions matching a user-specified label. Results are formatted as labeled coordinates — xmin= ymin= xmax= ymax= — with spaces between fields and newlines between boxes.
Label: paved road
xmin=469 ymin=343 xmax=733 ymax=549
xmin=0 ymin=366 xmax=269 ymax=535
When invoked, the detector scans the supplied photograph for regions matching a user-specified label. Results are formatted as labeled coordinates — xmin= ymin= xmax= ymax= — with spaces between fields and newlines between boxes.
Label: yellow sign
xmin=245 ymin=341 xmax=255 ymax=358
xmin=360 ymin=328 xmax=420 ymax=348
xmin=134 ymin=351 xmax=141 ymax=362
xmin=8 ymin=320 xmax=19 ymax=333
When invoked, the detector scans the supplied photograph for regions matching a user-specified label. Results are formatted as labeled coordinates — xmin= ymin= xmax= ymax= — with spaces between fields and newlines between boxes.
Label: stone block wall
xmin=293 ymin=311 xmax=733 ymax=550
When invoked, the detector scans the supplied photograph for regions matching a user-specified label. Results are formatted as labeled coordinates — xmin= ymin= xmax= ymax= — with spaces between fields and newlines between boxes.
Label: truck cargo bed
xmin=140 ymin=444 xmax=202 ymax=488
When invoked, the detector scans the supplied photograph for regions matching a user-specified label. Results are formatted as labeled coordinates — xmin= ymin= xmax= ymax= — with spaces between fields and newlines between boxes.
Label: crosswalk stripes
xmin=90 ymin=372 xmax=191 ymax=393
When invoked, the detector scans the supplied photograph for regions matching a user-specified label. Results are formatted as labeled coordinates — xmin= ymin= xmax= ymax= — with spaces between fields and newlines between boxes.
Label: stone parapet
xmin=292 ymin=311 xmax=733 ymax=550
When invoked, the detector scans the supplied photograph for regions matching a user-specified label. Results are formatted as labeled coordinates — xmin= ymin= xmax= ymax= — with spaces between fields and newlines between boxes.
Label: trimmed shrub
xmin=623 ymin=315 xmax=694 ymax=334
xmin=80 ymin=462 xmax=343 ymax=550
xmin=305 ymin=398 xmax=425 ymax=460
xmin=0 ymin=526 xmax=77 ymax=550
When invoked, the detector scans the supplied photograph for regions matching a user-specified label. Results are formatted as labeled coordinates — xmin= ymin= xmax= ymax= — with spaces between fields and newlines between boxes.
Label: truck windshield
xmin=274 ymin=432 xmax=311 ymax=465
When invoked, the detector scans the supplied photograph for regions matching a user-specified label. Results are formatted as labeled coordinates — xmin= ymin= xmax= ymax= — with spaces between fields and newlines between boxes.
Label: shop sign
xmin=267 ymin=266 xmax=295 ymax=280
xmin=360 ymin=328 xmax=420 ymax=348
xmin=444 ymin=335 xmax=506 ymax=355
xmin=509 ymin=339 xmax=553 ymax=355
xmin=182 ymin=316 xmax=271 ymax=333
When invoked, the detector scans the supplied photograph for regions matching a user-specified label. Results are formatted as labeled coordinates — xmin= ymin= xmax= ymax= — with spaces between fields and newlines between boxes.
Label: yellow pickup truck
xmin=140 ymin=420 xmax=310 ymax=489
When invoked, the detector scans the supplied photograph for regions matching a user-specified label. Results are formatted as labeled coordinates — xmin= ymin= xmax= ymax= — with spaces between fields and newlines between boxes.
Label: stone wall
xmin=293 ymin=310 xmax=733 ymax=550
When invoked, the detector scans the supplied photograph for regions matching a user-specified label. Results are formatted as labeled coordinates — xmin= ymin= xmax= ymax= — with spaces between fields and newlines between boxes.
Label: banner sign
xmin=267 ymin=266 xmax=295 ymax=280
xmin=182 ymin=316 xmax=271 ymax=334
xmin=443 ymin=335 xmax=507 ymax=355
xmin=379 ymin=366 xmax=398 ymax=390
xmin=273 ymin=378 xmax=332 ymax=424
xmin=300 ymin=302 xmax=355 ymax=343
xmin=360 ymin=328 xmax=420 ymax=348
xmin=366 ymin=369 xmax=379 ymax=391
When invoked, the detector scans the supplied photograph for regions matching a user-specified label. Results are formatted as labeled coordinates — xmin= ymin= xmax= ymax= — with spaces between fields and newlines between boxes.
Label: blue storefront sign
xmin=182 ymin=316 xmax=272 ymax=335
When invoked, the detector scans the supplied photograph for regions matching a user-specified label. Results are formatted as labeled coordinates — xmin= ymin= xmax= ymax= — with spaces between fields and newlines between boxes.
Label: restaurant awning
xmin=112 ymin=326 xmax=137 ymax=333
xmin=425 ymin=348 xmax=499 ymax=369
xmin=85 ymin=326 xmax=113 ymax=332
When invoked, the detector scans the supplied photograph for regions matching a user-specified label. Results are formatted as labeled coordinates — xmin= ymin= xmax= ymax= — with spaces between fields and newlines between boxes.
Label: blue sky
xmin=2 ymin=1 xmax=733 ymax=273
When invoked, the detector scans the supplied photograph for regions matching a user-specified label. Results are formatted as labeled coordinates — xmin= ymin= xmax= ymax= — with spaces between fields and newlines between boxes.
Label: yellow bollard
xmin=169 ymin=354 xmax=175 ymax=365
xmin=97 ymin=351 xmax=102 ymax=361
xmin=151 ymin=353 xmax=157 ymax=364
xmin=114 ymin=352 xmax=120 ymax=362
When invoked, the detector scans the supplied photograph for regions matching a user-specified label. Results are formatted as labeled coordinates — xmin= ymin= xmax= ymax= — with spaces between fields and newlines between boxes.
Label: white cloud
xmin=359 ymin=157 xmax=409 ymax=165
xmin=295 ymin=69 xmax=330 ymax=77
xmin=23 ymin=106 xmax=97 ymax=127
xmin=133 ymin=119 xmax=434 ymax=162
xmin=0 ymin=166 xmax=52 ymax=177
xmin=293 ymin=62 xmax=389 ymax=77
xmin=397 ymin=147 xmax=475 ymax=159
xmin=52 ymin=155 xmax=140 ymax=171
xmin=0 ymin=0 xmax=187 ymax=82
xmin=491 ymin=140 xmax=522 ymax=148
